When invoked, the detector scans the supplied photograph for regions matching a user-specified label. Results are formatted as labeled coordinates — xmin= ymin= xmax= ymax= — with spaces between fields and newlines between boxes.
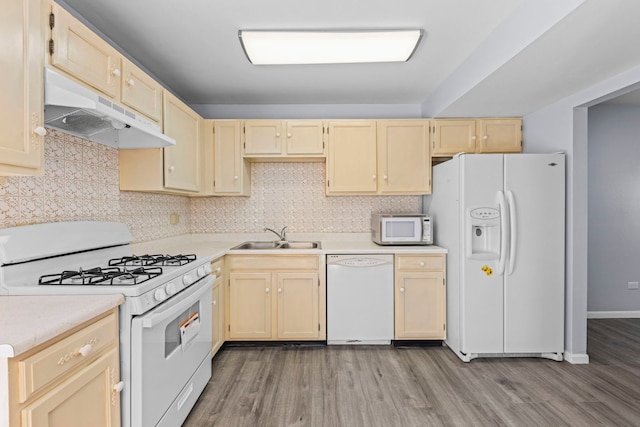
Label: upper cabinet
xmin=326 ymin=120 xmax=378 ymax=194
xmin=326 ymin=119 xmax=432 ymax=196
xmin=377 ymin=120 xmax=431 ymax=195
xmin=162 ymin=90 xmax=202 ymax=192
xmin=0 ymin=0 xmax=45 ymax=176
xmin=119 ymin=92 xmax=203 ymax=195
xmin=432 ymin=118 xmax=522 ymax=157
xmin=48 ymin=3 xmax=163 ymax=126
xmin=211 ymin=120 xmax=250 ymax=196
xmin=120 ymin=59 xmax=163 ymax=125
xmin=49 ymin=3 xmax=121 ymax=99
xmin=243 ymin=120 xmax=325 ymax=159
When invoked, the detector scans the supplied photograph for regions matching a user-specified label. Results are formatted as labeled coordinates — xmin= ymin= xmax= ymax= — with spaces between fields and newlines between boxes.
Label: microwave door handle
xmin=142 ymin=277 xmax=213 ymax=329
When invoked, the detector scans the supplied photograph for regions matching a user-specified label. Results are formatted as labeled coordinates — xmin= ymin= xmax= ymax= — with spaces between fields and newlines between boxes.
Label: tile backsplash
xmin=1 ymin=129 xmax=420 ymax=241
xmin=191 ymin=162 xmax=420 ymax=233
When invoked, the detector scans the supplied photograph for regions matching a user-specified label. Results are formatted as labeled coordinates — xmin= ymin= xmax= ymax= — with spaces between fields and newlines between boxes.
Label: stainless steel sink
xmin=230 ymin=241 xmax=321 ymax=250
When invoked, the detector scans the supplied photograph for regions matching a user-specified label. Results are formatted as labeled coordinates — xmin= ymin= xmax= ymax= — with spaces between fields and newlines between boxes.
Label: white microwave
xmin=371 ymin=213 xmax=433 ymax=246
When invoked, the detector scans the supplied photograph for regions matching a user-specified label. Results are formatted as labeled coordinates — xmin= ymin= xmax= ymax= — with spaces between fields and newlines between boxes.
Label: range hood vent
xmin=44 ymin=68 xmax=175 ymax=149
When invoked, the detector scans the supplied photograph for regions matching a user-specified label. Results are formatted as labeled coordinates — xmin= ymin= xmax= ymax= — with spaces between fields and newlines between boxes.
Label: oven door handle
xmin=142 ymin=277 xmax=214 ymax=329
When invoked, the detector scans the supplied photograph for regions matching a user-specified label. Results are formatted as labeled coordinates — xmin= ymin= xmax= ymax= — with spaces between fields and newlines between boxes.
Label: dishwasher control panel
xmin=327 ymin=254 xmax=394 ymax=267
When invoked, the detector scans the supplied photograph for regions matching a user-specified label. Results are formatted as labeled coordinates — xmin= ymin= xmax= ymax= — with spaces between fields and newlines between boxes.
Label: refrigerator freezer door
xmin=503 ymin=153 xmax=565 ymax=353
xmin=460 ymin=154 xmax=505 ymax=354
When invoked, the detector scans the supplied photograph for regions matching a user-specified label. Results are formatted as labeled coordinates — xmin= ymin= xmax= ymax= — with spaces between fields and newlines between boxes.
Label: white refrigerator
xmin=427 ymin=153 xmax=565 ymax=362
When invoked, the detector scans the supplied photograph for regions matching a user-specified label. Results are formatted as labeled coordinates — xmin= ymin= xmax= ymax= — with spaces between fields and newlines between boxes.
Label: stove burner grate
xmin=108 ymin=254 xmax=197 ymax=267
xmin=39 ymin=266 xmax=163 ymax=286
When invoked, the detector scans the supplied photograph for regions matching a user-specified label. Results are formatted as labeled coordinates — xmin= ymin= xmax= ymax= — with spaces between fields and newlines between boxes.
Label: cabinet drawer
xmin=396 ymin=255 xmax=444 ymax=271
xmin=17 ymin=312 xmax=118 ymax=403
xmin=227 ymin=255 xmax=320 ymax=270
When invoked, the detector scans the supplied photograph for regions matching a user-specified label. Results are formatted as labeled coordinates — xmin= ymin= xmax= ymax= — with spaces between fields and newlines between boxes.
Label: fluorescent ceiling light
xmin=238 ymin=30 xmax=423 ymax=65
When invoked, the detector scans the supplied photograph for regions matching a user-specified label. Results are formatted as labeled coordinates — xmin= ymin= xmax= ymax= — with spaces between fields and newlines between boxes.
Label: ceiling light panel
xmin=238 ymin=30 xmax=423 ymax=65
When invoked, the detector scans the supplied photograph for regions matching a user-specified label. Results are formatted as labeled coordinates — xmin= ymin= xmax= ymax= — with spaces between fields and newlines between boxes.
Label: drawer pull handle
xmin=78 ymin=344 xmax=93 ymax=357
xmin=113 ymin=381 xmax=124 ymax=393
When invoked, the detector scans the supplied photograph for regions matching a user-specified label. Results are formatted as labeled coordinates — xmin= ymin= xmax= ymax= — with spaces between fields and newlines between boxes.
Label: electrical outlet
xmin=628 ymin=281 xmax=639 ymax=290
xmin=169 ymin=213 xmax=180 ymax=225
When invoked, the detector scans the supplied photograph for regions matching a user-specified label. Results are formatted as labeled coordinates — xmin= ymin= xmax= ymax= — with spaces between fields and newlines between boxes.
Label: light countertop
xmin=131 ymin=232 xmax=447 ymax=260
xmin=0 ymin=294 xmax=124 ymax=358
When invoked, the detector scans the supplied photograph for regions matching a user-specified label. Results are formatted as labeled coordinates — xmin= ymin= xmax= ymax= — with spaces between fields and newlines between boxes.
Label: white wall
xmin=523 ymin=63 xmax=640 ymax=364
xmin=587 ymin=104 xmax=640 ymax=314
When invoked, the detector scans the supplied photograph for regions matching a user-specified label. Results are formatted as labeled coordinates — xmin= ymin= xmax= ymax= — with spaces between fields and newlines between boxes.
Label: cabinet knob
xmin=419 ymin=261 xmax=425 ymax=267
xmin=213 ymin=300 xmax=217 ymax=305
xmin=278 ymin=288 xmax=283 ymax=293
xmin=33 ymin=126 xmax=47 ymax=137
xmin=78 ymin=344 xmax=93 ymax=357
xmin=112 ymin=68 xmax=121 ymax=77
xmin=169 ymin=165 xmax=175 ymax=172
xmin=275 ymin=132 xmax=281 ymax=137
xmin=483 ymin=135 xmax=488 ymax=140
xmin=265 ymin=287 xmax=270 ymax=293
xmin=234 ymin=175 xmax=238 ymax=180
xmin=384 ymin=175 xmax=388 ymax=180
xmin=126 ymin=78 xmax=136 ymax=87
xmin=113 ymin=381 xmax=124 ymax=393
xmin=287 ymin=133 xmax=292 ymax=138
xmin=372 ymin=175 xmax=376 ymax=180
xmin=471 ymin=135 xmax=477 ymax=141
xmin=400 ymin=288 xmax=405 ymax=293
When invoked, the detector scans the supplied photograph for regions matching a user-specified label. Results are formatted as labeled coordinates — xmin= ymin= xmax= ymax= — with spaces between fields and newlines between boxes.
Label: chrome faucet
xmin=264 ymin=226 xmax=288 ymax=242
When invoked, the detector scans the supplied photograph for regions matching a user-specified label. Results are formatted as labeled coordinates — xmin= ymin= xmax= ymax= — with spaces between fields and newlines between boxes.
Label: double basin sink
xmin=230 ymin=241 xmax=321 ymax=250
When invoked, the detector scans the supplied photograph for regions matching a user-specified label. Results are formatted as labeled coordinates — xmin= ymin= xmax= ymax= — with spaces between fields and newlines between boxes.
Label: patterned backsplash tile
xmin=1 ymin=129 xmax=420 ymax=241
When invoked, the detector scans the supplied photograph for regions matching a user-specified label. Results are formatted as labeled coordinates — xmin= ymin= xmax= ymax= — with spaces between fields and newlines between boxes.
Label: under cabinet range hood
xmin=43 ymin=68 xmax=175 ymax=149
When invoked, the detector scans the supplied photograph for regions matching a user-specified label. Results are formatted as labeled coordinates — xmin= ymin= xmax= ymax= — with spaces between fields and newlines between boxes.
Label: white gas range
xmin=0 ymin=221 xmax=214 ymax=427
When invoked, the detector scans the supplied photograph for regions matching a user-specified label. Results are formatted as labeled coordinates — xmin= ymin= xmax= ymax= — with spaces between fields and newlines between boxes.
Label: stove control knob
xmin=165 ymin=282 xmax=177 ymax=295
xmin=197 ymin=266 xmax=206 ymax=277
xmin=154 ymin=288 xmax=167 ymax=301
xmin=183 ymin=274 xmax=194 ymax=286
xmin=204 ymin=264 xmax=212 ymax=274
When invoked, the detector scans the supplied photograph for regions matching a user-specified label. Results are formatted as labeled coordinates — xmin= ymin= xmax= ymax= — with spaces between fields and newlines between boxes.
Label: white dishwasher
xmin=326 ymin=254 xmax=394 ymax=344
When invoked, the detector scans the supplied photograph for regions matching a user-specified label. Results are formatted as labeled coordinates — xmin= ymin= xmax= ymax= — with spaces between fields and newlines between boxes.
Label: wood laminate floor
xmin=183 ymin=319 xmax=640 ymax=426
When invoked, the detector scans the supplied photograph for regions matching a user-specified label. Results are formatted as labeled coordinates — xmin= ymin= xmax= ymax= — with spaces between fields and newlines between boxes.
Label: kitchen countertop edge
xmin=0 ymin=294 xmax=124 ymax=358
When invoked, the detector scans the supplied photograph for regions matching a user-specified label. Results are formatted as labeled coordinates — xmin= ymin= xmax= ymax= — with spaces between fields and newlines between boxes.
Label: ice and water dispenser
xmin=467 ymin=207 xmax=501 ymax=259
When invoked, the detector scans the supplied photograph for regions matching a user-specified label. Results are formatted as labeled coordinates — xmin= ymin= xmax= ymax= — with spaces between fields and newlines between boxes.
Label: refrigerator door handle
xmin=497 ymin=190 xmax=508 ymax=276
xmin=506 ymin=190 xmax=517 ymax=275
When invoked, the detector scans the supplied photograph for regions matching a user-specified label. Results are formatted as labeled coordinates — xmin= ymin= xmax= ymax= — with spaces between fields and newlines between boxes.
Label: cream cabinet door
xmin=377 ymin=120 xmax=431 ymax=195
xmin=121 ymin=58 xmax=163 ymax=124
xmin=285 ymin=120 xmax=325 ymax=155
xmin=276 ymin=272 xmax=320 ymax=339
xmin=211 ymin=280 xmax=223 ymax=355
xmin=0 ymin=0 xmax=44 ymax=175
xmin=21 ymin=349 xmax=121 ymax=427
xmin=395 ymin=271 xmax=446 ymax=339
xmin=213 ymin=121 xmax=250 ymax=195
xmin=163 ymin=90 xmax=201 ymax=192
xmin=243 ymin=120 xmax=283 ymax=156
xmin=477 ymin=119 xmax=522 ymax=153
xmin=432 ymin=119 xmax=477 ymax=157
xmin=326 ymin=120 xmax=377 ymax=194
xmin=228 ymin=272 xmax=273 ymax=339
xmin=49 ymin=3 xmax=121 ymax=99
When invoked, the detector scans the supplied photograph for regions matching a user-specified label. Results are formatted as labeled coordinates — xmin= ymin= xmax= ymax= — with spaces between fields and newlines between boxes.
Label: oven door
xmin=130 ymin=276 xmax=213 ymax=427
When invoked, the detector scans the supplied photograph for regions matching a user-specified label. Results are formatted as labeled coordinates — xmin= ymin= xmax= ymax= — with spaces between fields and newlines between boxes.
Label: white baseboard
xmin=587 ymin=310 xmax=640 ymax=319
xmin=563 ymin=352 xmax=589 ymax=364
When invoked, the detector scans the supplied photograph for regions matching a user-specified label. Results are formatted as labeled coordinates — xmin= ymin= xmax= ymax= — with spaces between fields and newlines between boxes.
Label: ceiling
xmin=58 ymin=0 xmax=640 ymax=117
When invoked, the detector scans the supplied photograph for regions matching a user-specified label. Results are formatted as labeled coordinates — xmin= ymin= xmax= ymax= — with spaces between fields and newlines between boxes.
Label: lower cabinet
xmin=225 ymin=255 xmax=325 ymax=341
xmin=210 ymin=257 xmax=225 ymax=356
xmin=4 ymin=309 xmax=121 ymax=427
xmin=395 ymin=254 xmax=446 ymax=340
